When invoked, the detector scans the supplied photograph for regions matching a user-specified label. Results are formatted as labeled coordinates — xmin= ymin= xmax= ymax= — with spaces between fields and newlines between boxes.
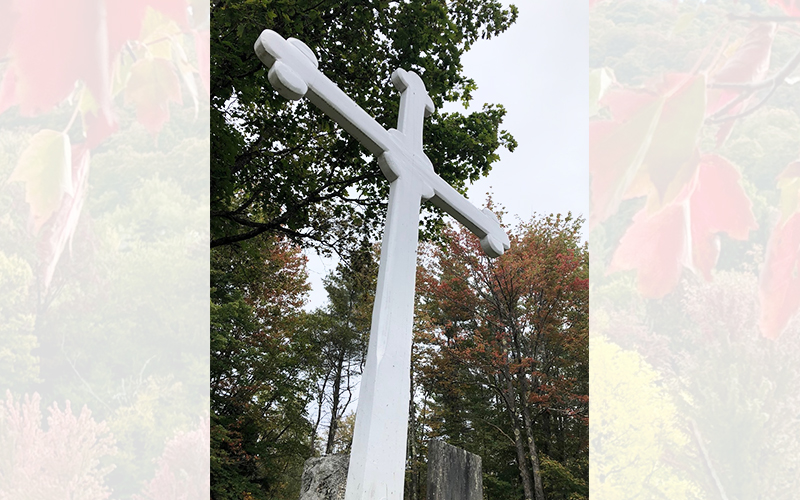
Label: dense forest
xmin=0 ymin=0 xmax=209 ymax=498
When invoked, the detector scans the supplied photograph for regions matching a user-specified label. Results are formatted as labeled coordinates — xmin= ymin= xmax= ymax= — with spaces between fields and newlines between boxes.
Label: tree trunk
xmin=521 ymin=402 xmax=546 ymax=500
xmin=325 ymin=348 xmax=346 ymax=454
xmin=502 ymin=371 xmax=535 ymax=500
xmin=311 ymin=370 xmax=331 ymax=454
xmin=508 ymin=323 xmax=546 ymax=500
xmin=541 ymin=410 xmax=551 ymax=457
xmin=512 ymin=419 xmax=535 ymax=500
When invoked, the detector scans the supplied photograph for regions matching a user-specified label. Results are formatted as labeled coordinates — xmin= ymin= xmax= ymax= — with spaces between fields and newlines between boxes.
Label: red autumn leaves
xmin=769 ymin=0 xmax=800 ymax=16
xmin=606 ymin=152 xmax=757 ymax=298
xmin=760 ymin=160 xmax=800 ymax=338
xmin=0 ymin=0 xmax=203 ymax=137
xmin=592 ymin=19 xmax=799 ymax=339
xmin=2 ymin=0 xmax=204 ymax=293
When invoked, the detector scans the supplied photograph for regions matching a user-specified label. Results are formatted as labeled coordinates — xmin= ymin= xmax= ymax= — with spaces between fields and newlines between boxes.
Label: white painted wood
xmin=254 ymin=30 xmax=510 ymax=500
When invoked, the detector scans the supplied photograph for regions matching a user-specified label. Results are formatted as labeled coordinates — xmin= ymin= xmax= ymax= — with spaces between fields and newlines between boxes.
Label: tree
xmin=210 ymin=236 xmax=314 ymax=500
xmin=209 ymin=1 xmax=523 ymax=495
xmin=210 ymin=0 xmax=518 ymax=252
xmin=415 ymin=212 xmax=589 ymax=500
xmin=0 ymin=253 xmax=37 ymax=391
xmin=308 ymin=242 xmax=377 ymax=455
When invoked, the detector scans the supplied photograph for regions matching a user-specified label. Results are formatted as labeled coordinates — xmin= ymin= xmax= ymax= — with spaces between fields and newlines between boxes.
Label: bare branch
xmin=707 ymin=47 xmax=800 ymax=123
xmin=707 ymin=80 xmax=778 ymax=124
xmin=482 ymin=418 xmax=516 ymax=445
xmin=688 ymin=417 xmax=730 ymax=500
xmin=727 ymin=13 xmax=800 ymax=23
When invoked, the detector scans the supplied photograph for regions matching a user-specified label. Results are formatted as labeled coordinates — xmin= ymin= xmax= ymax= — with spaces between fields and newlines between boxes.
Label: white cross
xmin=255 ymin=30 xmax=510 ymax=500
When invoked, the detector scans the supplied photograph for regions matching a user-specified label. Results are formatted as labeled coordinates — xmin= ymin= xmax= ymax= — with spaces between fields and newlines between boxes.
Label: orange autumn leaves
xmin=591 ymin=21 xmax=799 ymax=339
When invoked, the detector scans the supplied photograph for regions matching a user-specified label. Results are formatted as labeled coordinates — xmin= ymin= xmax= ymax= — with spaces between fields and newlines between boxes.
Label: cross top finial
xmin=391 ymin=68 xmax=435 ymax=154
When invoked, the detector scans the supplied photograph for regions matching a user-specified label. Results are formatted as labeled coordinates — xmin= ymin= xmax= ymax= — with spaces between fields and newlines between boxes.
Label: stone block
xmin=426 ymin=440 xmax=483 ymax=500
xmin=298 ymin=454 xmax=349 ymax=500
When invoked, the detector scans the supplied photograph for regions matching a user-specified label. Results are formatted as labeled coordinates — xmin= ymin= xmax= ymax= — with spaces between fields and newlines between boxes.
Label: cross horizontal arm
xmin=255 ymin=29 xmax=510 ymax=258
xmin=255 ymin=30 xmax=394 ymax=158
xmin=421 ymin=169 xmax=511 ymax=258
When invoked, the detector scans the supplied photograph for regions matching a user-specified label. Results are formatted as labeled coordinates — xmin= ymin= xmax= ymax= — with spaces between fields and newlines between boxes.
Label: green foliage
xmin=109 ymin=376 xmax=197 ymax=490
xmin=721 ymin=108 xmax=800 ymax=191
xmin=0 ymin=253 xmax=37 ymax=390
xmin=210 ymin=0 xmax=518 ymax=251
xmin=539 ymin=456 xmax=588 ymax=500
xmin=0 ymin=2 xmax=209 ymax=498
xmin=321 ymin=243 xmax=377 ymax=343
xmin=210 ymin=0 xmax=524 ymax=495
xmin=210 ymin=237 xmax=314 ymax=499
xmin=590 ymin=0 xmax=733 ymax=86
xmin=309 ymin=243 xmax=377 ymax=454
xmin=0 ymin=103 xmax=209 ymax=499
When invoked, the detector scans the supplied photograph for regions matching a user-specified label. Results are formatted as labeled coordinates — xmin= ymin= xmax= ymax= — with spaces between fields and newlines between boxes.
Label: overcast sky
xmin=305 ymin=0 xmax=588 ymax=310
xmin=457 ymin=0 xmax=588 ymax=224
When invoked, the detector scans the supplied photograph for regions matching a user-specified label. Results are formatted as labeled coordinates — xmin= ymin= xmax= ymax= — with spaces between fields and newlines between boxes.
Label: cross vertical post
xmin=345 ymin=173 xmax=426 ymax=499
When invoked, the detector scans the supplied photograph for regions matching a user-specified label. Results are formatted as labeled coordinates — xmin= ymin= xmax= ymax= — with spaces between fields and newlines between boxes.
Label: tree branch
xmin=211 ymin=171 xmax=375 ymax=248
xmin=707 ymin=47 xmax=800 ymax=123
xmin=708 ymin=80 xmax=778 ymax=123
xmin=483 ymin=418 xmax=516 ymax=446
xmin=727 ymin=13 xmax=800 ymax=23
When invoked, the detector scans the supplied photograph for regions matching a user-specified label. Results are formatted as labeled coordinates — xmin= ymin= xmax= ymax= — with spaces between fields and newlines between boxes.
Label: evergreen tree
xmin=309 ymin=242 xmax=377 ymax=455
xmin=210 ymin=0 xmax=521 ymax=496
xmin=211 ymin=236 xmax=314 ymax=500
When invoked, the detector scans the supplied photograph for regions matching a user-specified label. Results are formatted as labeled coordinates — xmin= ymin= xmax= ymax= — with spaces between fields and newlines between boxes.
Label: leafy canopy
xmin=210 ymin=0 xmax=518 ymax=252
